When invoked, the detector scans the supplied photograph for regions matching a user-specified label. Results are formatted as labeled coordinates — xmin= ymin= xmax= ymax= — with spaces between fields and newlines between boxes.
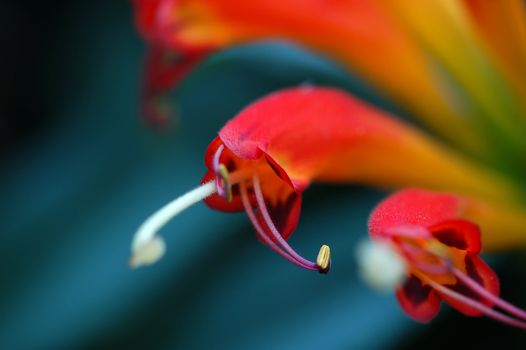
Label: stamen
xmin=412 ymin=262 xmax=450 ymax=275
xmin=398 ymin=241 xmax=435 ymax=259
xmin=416 ymin=272 xmax=526 ymax=329
xmin=218 ymin=164 xmax=233 ymax=202
xmin=130 ymin=181 xmax=217 ymax=268
xmin=239 ymin=181 xmax=317 ymax=270
xmin=213 ymin=144 xmax=232 ymax=201
xmin=252 ymin=174 xmax=328 ymax=272
xmin=317 ymin=245 xmax=331 ymax=274
xmin=401 ymin=240 xmax=526 ymax=322
xmin=396 ymin=241 xmax=450 ymax=274
xmin=452 ymin=267 xmax=526 ymax=322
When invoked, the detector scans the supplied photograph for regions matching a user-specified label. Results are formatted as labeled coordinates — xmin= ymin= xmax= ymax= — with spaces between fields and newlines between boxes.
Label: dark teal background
xmin=1 ymin=2 xmax=526 ymax=349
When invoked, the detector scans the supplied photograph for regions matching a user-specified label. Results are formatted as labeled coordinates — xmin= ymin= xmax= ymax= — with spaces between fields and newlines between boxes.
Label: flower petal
xmin=255 ymin=187 xmax=301 ymax=241
xmin=381 ymin=0 xmax=526 ymax=153
xmin=218 ymin=87 xmax=518 ymax=203
xmin=369 ymin=189 xmax=526 ymax=252
xmin=464 ymin=0 xmax=526 ymax=111
xmin=202 ymin=137 xmax=299 ymax=212
xmin=132 ymin=0 xmax=163 ymax=40
xmin=439 ymin=256 xmax=500 ymax=317
xmin=396 ymin=275 xmax=441 ymax=323
xmin=428 ymin=219 xmax=482 ymax=254
xmin=369 ymin=189 xmax=463 ymax=239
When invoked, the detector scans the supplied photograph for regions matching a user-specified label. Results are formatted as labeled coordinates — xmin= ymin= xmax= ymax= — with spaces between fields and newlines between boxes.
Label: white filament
xmin=355 ymin=239 xmax=407 ymax=292
xmin=130 ymin=181 xmax=217 ymax=268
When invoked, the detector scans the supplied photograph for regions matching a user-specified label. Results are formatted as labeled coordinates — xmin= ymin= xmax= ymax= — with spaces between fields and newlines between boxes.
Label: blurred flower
xmin=358 ymin=189 xmax=526 ymax=328
xmin=132 ymin=0 xmax=526 ymax=162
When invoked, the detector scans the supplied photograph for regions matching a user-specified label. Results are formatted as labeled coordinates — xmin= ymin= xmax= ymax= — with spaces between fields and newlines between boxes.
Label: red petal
xmin=219 ymin=86 xmax=435 ymax=191
xmin=203 ymin=137 xmax=302 ymax=237
xmin=439 ymin=256 xmax=500 ymax=317
xmin=204 ymin=137 xmax=226 ymax=170
xmin=428 ymin=219 xmax=482 ymax=254
xmin=202 ymin=169 xmax=302 ymax=240
xmin=396 ymin=275 xmax=441 ymax=323
xmin=255 ymin=189 xmax=302 ymax=241
xmin=369 ymin=189 xmax=463 ymax=239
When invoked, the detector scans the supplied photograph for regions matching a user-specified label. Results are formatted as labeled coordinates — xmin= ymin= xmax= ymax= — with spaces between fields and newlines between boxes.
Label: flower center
xmin=397 ymin=236 xmax=526 ymax=329
xmin=213 ymin=145 xmax=330 ymax=273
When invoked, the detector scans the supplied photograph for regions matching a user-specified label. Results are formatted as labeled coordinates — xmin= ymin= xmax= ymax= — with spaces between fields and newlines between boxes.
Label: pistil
xmin=130 ymin=168 xmax=250 ymax=268
xmin=213 ymin=144 xmax=229 ymax=200
xmin=130 ymin=181 xmax=217 ymax=268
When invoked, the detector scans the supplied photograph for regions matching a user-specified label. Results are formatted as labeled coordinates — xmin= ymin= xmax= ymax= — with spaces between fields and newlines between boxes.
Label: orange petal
xmin=464 ymin=0 xmax=526 ymax=113
xmin=134 ymin=0 xmax=485 ymax=153
xmin=380 ymin=0 xmax=526 ymax=147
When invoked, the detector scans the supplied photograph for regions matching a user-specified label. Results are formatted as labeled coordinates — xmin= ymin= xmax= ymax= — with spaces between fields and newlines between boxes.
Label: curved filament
xmin=239 ymin=181 xmax=317 ymax=270
xmin=251 ymin=174 xmax=319 ymax=270
xmin=417 ymin=272 xmax=526 ymax=329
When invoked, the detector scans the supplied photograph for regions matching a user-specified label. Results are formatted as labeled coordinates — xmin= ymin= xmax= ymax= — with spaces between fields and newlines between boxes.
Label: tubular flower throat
xmin=363 ymin=189 xmax=526 ymax=328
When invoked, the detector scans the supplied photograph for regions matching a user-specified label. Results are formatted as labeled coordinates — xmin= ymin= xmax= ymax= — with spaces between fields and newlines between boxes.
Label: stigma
xmin=129 ymin=181 xmax=218 ymax=268
xmin=355 ymin=239 xmax=407 ymax=292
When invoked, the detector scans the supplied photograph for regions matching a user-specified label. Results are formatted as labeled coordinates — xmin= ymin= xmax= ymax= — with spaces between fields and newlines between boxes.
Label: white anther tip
xmin=129 ymin=237 xmax=166 ymax=269
xmin=355 ymin=239 xmax=407 ymax=292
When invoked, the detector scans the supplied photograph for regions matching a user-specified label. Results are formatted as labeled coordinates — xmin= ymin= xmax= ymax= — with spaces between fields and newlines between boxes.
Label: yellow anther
xmin=316 ymin=244 xmax=331 ymax=274
xmin=218 ymin=164 xmax=233 ymax=202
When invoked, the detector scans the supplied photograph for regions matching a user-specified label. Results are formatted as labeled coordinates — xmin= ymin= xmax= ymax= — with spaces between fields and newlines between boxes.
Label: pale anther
xmin=316 ymin=244 xmax=331 ymax=274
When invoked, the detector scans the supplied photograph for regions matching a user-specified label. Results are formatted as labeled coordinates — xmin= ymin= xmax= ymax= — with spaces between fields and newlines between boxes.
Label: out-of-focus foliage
xmin=1 ymin=1 xmax=525 ymax=349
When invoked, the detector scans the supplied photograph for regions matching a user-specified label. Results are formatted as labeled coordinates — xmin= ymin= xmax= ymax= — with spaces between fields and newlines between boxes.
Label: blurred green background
xmin=1 ymin=1 xmax=526 ymax=349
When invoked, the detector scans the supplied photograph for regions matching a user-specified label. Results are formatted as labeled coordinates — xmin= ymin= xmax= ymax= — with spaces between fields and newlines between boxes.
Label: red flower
xmin=364 ymin=189 xmax=526 ymax=328
xmin=131 ymin=86 xmax=513 ymax=271
xmin=130 ymin=86 xmax=523 ymax=279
